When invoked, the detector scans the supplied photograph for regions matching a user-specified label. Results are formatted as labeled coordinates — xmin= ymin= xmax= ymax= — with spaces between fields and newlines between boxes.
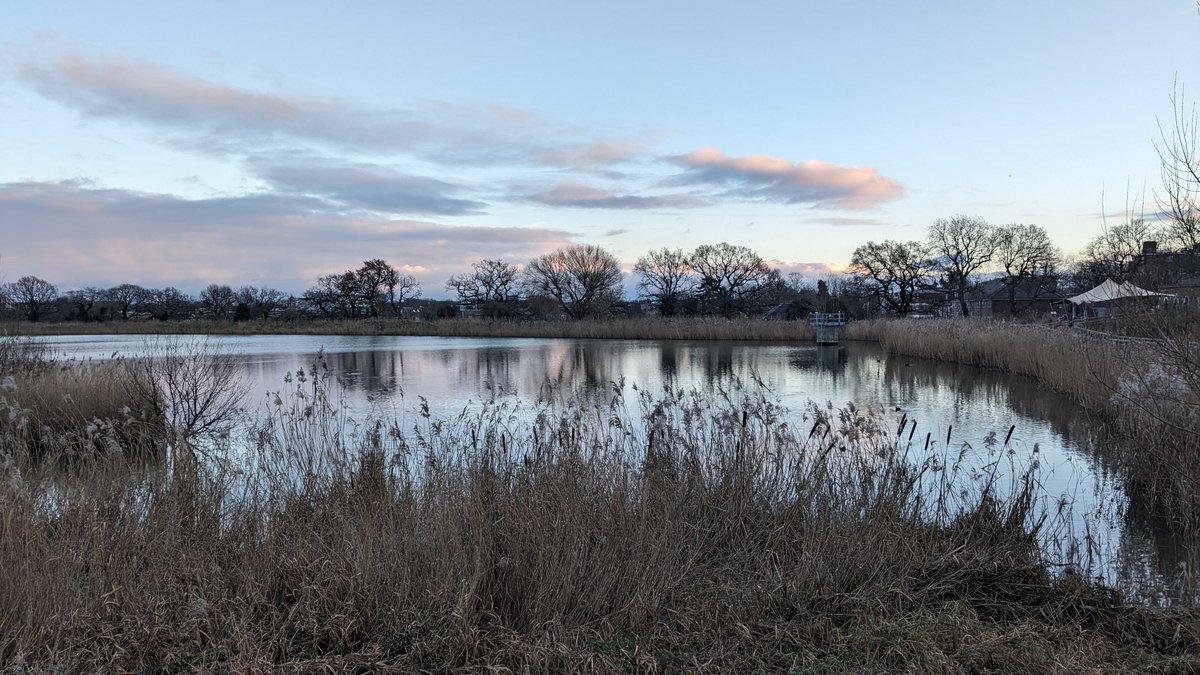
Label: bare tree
xmin=145 ymin=287 xmax=192 ymax=321
xmin=994 ymin=224 xmax=1061 ymax=315
xmin=304 ymin=272 xmax=369 ymax=318
xmin=446 ymin=259 xmax=519 ymax=311
xmin=105 ymin=283 xmax=148 ymax=320
xmin=123 ymin=338 xmax=247 ymax=457
xmin=66 ymin=287 xmax=106 ymax=321
xmin=199 ymin=284 xmax=236 ymax=320
xmin=390 ymin=272 xmax=421 ymax=310
xmin=521 ymin=244 xmax=623 ymax=319
xmin=848 ymin=240 xmax=935 ymax=316
xmin=358 ymin=259 xmax=400 ymax=316
xmin=4 ymin=276 xmax=58 ymax=322
xmin=1083 ymin=217 xmax=1157 ymax=281
xmin=633 ymin=248 xmax=694 ymax=316
xmin=689 ymin=242 xmax=778 ymax=317
xmin=1157 ymin=81 xmax=1200 ymax=251
xmin=928 ymin=215 xmax=995 ymax=317
xmin=237 ymin=285 xmax=288 ymax=320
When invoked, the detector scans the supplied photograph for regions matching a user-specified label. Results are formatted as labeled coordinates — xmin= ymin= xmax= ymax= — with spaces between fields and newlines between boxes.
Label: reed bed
xmin=847 ymin=318 xmax=1200 ymax=529
xmin=2 ymin=316 xmax=818 ymax=342
xmin=844 ymin=319 xmax=1124 ymax=408
xmin=0 ymin=338 xmax=162 ymax=459
xmin=0 ymin=350 xmax=1195 ymax=672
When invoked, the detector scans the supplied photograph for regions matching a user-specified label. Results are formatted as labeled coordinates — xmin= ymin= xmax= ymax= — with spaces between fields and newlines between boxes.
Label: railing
xmin=809 ymin=312 xmax=847 ymax=327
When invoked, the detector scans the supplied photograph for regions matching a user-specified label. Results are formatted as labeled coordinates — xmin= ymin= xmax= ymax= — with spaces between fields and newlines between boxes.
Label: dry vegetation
xmin=0 ymin=315 xmax=818 ymax=342
xmin=0 ymin=342 xmax=1196 ymax=671
xmin=846 ymin=317 xmax=1200 ymax=530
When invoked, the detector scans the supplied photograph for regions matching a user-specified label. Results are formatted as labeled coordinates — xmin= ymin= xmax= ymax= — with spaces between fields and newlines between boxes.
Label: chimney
xmin=1142 ymin=241 xmax=1158 ymax=255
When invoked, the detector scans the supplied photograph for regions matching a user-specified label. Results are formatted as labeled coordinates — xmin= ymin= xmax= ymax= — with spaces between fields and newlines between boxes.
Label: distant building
xmin=966 ymin=278 xmax=1064 ymax=318
xmin=1128 ymin=241 xmax=1200 ymax=297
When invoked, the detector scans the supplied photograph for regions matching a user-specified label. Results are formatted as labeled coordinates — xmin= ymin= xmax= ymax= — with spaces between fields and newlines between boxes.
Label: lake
xmin=33 ymin=333 xmax=1195 ymax=600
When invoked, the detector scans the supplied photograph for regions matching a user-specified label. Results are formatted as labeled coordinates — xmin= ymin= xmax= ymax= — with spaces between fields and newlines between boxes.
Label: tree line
xmin=2 ymin=214 xmax=1193 ymax=323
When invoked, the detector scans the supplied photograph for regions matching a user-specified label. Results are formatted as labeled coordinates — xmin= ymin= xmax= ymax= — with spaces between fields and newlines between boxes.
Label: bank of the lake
xmin=1 ymin=316 xmax=817 ymax=342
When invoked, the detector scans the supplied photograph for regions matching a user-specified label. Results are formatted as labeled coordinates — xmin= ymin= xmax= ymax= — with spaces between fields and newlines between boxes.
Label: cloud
xmin=769 ymin=261 xmax=849 ymax=278
xmin=256 ymin=162 xmax=487 ymax=216
xmin=604 ymin=229 xmax=630 ymax=237
xmin=522 ymin=182 xmax=704 ymax=210
xmin=11 ymin=48 xmax=650 ymax=171
xmin=666 ymin=147 xmax=904 ymax=209
xmin=0 ymin=181 xmax=569 ymax=292
xmin=803 ymin=216 xmax=887 ymax=227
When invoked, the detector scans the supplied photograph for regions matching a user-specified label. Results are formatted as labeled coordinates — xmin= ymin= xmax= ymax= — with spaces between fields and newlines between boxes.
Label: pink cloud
xmin=667 ymin=147 xmax=905 ymax=209
xmin=523 ymin=181 xmax=704 ymax=210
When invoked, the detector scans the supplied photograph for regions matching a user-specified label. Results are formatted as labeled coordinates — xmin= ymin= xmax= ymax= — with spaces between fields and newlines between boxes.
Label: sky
xmin=2 ymin=1 xmax=1199 ymax=297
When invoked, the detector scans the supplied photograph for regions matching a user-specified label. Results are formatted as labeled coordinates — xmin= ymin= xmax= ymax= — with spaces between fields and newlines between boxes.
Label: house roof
xmin=969 ymin=277 xmax=1062 ymax=301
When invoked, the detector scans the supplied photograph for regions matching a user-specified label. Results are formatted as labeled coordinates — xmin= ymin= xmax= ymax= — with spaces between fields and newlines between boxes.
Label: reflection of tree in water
xmin=787 ymin=346 xmax=847 ymax=379
xmin=703 ymin=344 xmax=734 ymax=383
xmin=849 ymin=349 xmax=1105 ymax=451
xmin=329 ymin=350 xmax=403 ymax=393
xmin=1115 ymin=486 xmax=1199 ymax=604
xmin=471 ymin=348 xmax=520 ymax=395
xmin=660 ymin=343 xmax=680 ymax=378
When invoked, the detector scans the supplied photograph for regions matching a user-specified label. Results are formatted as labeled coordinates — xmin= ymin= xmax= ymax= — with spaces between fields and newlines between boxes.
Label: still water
xmin=35 ymin=333 xmax=1195 ymax=600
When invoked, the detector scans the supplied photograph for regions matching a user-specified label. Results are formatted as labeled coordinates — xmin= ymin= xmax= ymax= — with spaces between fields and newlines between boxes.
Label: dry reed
xmin=0 ymin=349 xmax=1195 ymax=672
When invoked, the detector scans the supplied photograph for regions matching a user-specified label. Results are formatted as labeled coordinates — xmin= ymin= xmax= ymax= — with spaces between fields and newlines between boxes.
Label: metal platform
xmin=809 ymin=312 xmax=847 ymax=344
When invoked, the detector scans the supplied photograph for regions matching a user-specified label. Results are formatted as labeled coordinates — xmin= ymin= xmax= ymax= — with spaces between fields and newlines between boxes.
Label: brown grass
xmin=2 ymin=316 xmax=818 ymax=342
xmin=0 ymin=338 xmax=161 ymax=459
xmin=0 ymin=351 xmax=1195 ymax=672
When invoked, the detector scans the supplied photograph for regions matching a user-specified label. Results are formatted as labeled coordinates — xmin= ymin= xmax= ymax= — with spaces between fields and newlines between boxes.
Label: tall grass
xmin=0 ymin=351 xmax=1195 ymax=671
xmin=0 ymin=337 xmax=161 ymax=459
xmin=2 ymin=316 xmax=818 ymax=342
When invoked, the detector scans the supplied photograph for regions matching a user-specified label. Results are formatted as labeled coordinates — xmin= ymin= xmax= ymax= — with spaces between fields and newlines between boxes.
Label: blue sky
xmin=2 ymin=1 xmax=1198 ymax=296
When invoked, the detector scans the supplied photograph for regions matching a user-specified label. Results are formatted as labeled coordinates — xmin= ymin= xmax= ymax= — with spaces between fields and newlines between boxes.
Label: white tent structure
xmin=1067 ymin=279 xmax=1177 ymax=318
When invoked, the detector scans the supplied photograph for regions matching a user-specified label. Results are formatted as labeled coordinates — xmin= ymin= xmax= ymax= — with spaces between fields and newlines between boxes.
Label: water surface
xmin=35 ymin=333 xmax=1193 ymax=600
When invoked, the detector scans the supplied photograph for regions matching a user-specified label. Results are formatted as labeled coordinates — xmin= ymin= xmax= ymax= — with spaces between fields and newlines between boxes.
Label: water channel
xmin=34 ymin=333 xmax=1196 ymax=601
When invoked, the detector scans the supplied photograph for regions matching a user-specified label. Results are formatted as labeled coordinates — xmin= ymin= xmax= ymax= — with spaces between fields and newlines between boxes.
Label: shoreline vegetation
xmin=0 ymin=343 xmax=1196 ymax=671
xmin=0 ymin=316 xmax=818 ymax=342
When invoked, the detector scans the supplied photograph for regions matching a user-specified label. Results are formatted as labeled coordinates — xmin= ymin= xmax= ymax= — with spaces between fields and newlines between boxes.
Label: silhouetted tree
xmin=848 ymin=240 xmax=935 ymax=316
xmin=66 ymin=287 xmax=106 ymax=321
xmin=200 ymin=284 xmax=236 ymax=320
xmin=446 ymin=259 xmax=519 ymax=304
xmin=928 ymin=215 xmax=995 ymax=317
xmin=145 ymin=287 xmax=192 ymax=321
xmin=689 ymin=242 xmax=777 ymax=317
xmin=105 ymin=284 xmax=148 ymax=320
xmin=1082 ymin=217 xmax=1157 ymax=281
xmin=4 ymin=276 xmax=58 ymax=322
xmin=994 ymin=223 xmax=1061 ymax=315
xmin=236 ymin=285 xmax=288 ymax=320
xmin=1158 ymin=82 xmax=1200 ymax=251
xmin=358 ymin=259 xmax=400 ymax=316
xmin=521 ymin=244 xmax=623 ymax=319
xmin=633 ymin=248 xmax=694 ymax=316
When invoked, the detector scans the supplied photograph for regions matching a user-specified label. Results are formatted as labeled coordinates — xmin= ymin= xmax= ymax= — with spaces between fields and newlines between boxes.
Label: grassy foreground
xmin=1 ymin=316 xmax=818 ymax=342
xmin=0 ymin=342 xmax=1197 ymax=672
